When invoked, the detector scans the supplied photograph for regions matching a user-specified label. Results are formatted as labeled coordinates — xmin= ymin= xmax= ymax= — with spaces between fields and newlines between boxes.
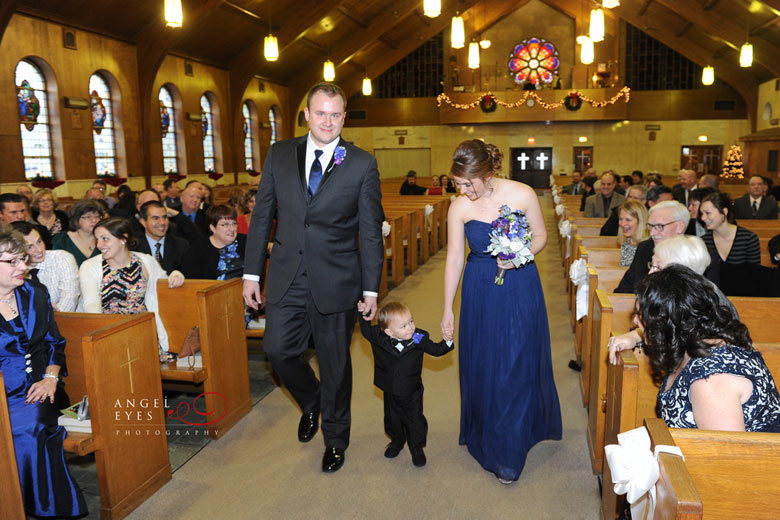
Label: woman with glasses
xmin=51 ymin=199 xmax=105 ymax=267
xmin=0 ymin=229 xmax=88 ymax=517
xmin=182 ymin=204 xmax=246 ymax=280
xmin=700 ymin=192 xmax=761 ymax=266
xmin=11 ymin=221 xmax=80 ymax=312
xmin=31 ymin=188 xmax=68 ymax=237
xmin=78 ymin=217 xmax=184 ymax=360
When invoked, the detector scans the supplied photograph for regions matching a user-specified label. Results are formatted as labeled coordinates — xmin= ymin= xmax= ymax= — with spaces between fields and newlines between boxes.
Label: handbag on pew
xmin=179 ymin=326 xmax=201 ymax=369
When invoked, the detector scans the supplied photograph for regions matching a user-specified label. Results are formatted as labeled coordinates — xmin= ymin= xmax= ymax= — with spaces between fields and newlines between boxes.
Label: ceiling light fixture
xmin=164 ymin=0 xmax=183 ymax=28
xmin=589 ymin=8 xmax=605 ymax=43
xmin=702 ymin=65 xmax=714 ymax=85
xmin=468 ymin=41 xmax=480 ymax=69
xmin=323 ymin=59 xmax=335 ymax=81
xmin=451 ymin=13 xmax=465 ymax=49
xmin=423 ymin=0 xmax=441 ymax=18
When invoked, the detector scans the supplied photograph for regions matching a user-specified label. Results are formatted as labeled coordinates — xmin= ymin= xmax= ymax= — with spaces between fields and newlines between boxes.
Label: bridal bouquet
xmin=485 ymin=205 xmax=534 ymax=285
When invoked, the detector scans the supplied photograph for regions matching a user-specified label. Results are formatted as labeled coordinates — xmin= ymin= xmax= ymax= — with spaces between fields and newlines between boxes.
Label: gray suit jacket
xmin=584 ymin=192 xmax=626 ymax=218
xmin=733 ymin=194 xmax=779 ymax=220
xmin=244 ymin=135 xmax=385 ymax=314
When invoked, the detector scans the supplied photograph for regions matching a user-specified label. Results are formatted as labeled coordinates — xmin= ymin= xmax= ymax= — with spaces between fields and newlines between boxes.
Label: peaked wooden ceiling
xmin=6 ymin=0 xmax=780 ymax=104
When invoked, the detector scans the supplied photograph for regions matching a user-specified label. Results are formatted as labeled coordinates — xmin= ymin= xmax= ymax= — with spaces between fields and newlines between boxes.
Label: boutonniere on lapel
xmin=412 ymin=332 xmax=423 ymax=344
xmin=334 ymin=146 xmax=347 ymax=165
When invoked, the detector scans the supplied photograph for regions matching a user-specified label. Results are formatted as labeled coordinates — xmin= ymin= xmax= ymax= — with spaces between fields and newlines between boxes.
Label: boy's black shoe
xmin=411 ymin=447 xmax=426 ymax=467
xmin=384 ymin=442 xmax=403 ymax=458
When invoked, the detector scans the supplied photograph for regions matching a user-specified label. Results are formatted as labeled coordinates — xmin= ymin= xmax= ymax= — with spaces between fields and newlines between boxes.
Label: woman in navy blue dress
xmin=441 ymin=140 xmax=562 ymax=484
xmin=0 ymin=229 xmax=86 ymax=517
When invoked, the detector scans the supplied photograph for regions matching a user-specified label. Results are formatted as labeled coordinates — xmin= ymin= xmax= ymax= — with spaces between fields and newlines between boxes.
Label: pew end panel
xmin=0 ymin=371 xmax=25 ymax=520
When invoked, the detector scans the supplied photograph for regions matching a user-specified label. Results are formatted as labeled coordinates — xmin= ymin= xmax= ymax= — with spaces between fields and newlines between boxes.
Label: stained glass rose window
xmin=508 ymin=38 xmax=560 ymax=86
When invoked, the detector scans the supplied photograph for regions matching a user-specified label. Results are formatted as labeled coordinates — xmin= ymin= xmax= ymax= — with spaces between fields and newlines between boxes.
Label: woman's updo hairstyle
xmin=450 ymin=139 xmax=502 ymax=181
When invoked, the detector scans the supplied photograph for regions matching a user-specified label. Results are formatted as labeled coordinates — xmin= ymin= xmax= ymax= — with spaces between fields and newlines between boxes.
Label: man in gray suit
xmin=562 ymin=170 xmax=583 ymax=194
xmin=584 ymin=172 xmax=626 ymax=217
xmin=733 ymin=175 xmax=779 ymax=220
xmin=243 ymin=83 xmax=384 ymax=473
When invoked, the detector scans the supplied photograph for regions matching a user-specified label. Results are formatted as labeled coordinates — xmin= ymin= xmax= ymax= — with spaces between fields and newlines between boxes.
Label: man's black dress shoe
xmin=384 ymin=442 xmax=403 ymax=459
xmin=411 ymin=447 xmax=426 ymax=467
xmin=298 ymin=412 xmax=318 ymax=443
xmin=322 ymin=447 xmax=345 ymax=473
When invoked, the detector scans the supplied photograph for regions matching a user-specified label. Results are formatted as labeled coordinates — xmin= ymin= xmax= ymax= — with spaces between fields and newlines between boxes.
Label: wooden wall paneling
xmin=0 ymin=0 xmax=19 ymax=46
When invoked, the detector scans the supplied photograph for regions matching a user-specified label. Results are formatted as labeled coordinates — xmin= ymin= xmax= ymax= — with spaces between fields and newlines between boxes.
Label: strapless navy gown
xmin=459 ymin=220 xmax=562 ymax=481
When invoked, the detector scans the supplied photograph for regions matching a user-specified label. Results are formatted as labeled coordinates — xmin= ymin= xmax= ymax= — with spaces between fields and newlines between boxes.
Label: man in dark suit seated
xmin=132 ymin=200 xmax=188 ymax=275
xmin=562 ymin=170 xmax=583 ymax=194
xmin=399 ymin=170 xmax=427 ymax=195
xmin=615 ymin=200 xmax=719 ymax=293
xmin=163 ymin=178 xmax=182 ymax=210
xmin=672 ymin=169 xmax=698 ymax=207
xmin=178 ymin=184 xmax=210 ymax=237
xmin=584 ymin=172 xmax=626 ymax=217
xmin=733 ymin=175 xmax=779 ymax=220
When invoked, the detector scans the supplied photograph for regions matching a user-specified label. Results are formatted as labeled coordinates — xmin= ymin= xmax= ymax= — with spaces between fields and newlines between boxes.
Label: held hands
xmin=243 ymin=280 xmax=263 ymax=310
xmin=496 ymin=258 xmax=514 ymax=270
xmin=168 ymin=271 xmax=185 ymax=288
xmin=441 ymin=309 xmax=455 ymax=342
xmin=607 ymin=329 xmax=643 ymax=364
xmin=359 ymin=296 xmax=377 ymax=320
xmin=26 ymin=377 xmax=57 ymax=404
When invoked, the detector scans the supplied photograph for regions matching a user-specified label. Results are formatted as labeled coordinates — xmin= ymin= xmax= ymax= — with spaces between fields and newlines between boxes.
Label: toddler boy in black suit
xmin=357 ymin=301 xmax=453 ymax=467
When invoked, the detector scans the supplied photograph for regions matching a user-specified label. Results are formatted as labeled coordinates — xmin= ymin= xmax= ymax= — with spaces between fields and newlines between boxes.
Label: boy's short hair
xmin=377 ymin=301 xmax=410 ymax=330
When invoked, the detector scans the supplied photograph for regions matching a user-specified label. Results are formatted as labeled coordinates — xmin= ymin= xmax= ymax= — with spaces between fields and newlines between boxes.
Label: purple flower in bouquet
xmin=485 ymin=205 xmax=534 ymax=285
xmin=412 ymin=332 xmax=423 ymax=344
xmin=334 ymin=146 xmax=347 ymax=165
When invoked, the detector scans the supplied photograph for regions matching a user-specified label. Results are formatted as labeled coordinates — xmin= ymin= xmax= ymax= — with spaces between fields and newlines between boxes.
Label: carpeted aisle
xmin=127 ymin=193 xmax=600 ymax=519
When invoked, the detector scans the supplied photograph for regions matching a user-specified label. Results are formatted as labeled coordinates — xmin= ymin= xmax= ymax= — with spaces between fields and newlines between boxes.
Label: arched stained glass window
xmin=159 ymin=86 xmax=178 ymax=173
xmin=90 ymin=73 xmax=117 ymax=176
xmin=201 ymin=94 xmax=215 ymax=172
xmin=243 ymin=102 xmax=254 ymax=171
xmin=16 ymin=60 xmax=53 ymax=179
xmin=269 ymin=106 xmax=277 ymax=145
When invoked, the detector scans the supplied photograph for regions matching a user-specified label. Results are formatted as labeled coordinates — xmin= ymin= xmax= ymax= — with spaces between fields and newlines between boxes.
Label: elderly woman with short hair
xmin=31 ymin=188 xmax=68 ymax=237
xmin=51 ymin=199 xmax=105 ymax=267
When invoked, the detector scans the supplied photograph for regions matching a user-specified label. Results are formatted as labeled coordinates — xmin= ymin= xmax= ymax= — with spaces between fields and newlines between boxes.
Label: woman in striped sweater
xmin=700 ymin=192 xmax=761 ymax=265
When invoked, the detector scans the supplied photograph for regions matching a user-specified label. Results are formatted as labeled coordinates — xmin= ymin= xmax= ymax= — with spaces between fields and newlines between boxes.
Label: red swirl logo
xmin=167 ymin=392 xmax=228 ymax=426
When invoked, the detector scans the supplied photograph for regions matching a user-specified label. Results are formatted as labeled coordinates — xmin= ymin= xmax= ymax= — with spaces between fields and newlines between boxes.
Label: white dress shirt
xmin=304 ymin=132 xmax=340 ymax=184
xmin=146 ymin=234 xmax=165 ymax=259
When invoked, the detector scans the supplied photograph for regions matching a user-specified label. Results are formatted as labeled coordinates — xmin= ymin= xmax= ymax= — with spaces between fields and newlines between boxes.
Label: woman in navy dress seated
xmin=0 ymin=228 xmax=87 ymax=517
xmin=634 ymin=265 xmax=780 ymax=431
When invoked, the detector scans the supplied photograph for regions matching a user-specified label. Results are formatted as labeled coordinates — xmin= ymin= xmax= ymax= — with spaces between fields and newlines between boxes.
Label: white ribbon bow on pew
xmin=551 ymin=186 xmax=559 ymax=197
xmin=424 ymin=204 xmax=434 ymax=217
xmin=569 ymin=258 xmax=589 ymax=320
xmin=555 ymin=204 xmax=565 ymax=216
xmin=381 ymin=221 xmax=391 ymax=237
xmin=553 ymin=194 xmax=561 ymax=205
xmin=549 ymin=174 xmax=555 ymax=187
xmin=558 ymin=220 xmax=572 ymax=259
xmin=604 ymin=426 xmax=685 ymax=520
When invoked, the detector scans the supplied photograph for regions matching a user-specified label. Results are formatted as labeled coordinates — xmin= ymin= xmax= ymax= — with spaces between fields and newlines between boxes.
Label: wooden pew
xmin=604 ymin=344 xmax=780 ymax=519
xmin=570 ymin=245 xmax=621 ymax=331
xmin=378 ymin=213 xmax=405 ymax=299
xmin=0 ymin=371 xmax=25 ymax=520
xmin=56 ymin=312 xmax=171 ymax=519
xmin=586 ymin=291 xmax=636 ymax=474
xmin=576 ymin=265 xmax=627 ymax=402
xmin=157 ymin=279 xmax=251 ymax=440
xmin=647 ymin=418 xmax=780 ymax=520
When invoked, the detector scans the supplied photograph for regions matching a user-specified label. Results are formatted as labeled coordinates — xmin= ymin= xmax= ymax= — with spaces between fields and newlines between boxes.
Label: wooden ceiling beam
xmin=0 ymin=0 xmax=19 ymax=45
xmin=652 ymin=0 xmax=780 ymax=78
xmin=750 ymin=15 xmax=780 ymax=36
xmin=702 ymin=0 xmax=721 ymax=10
xmin=676 ymin=21 xmax=693 ymax=38
xmin=336 ymin=6 xmax=368 ymax=29
xmin=612 ymin=3 xmax=759 ymax=131
xmin=639 ymin=0 xmax=653 ymax=17
xmin=136 ymin=0 xmax=224 ymax=183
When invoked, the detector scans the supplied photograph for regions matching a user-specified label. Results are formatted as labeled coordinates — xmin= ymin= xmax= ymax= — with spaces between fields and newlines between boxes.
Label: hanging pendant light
xmin=468 ymin=41 xmax=480 ymax=69
xmin=264 ymin=34 xmax=279 ymax=62
xmin=479 ymin=37 xmax=491 ymax=49
xmin=701 ymin=65 xmax=714 ymax=85
xmin=602 ymin=0 xmax=620 ymax=8
xmin=164 ymin=0 xmax=183 ymax=28
xmin=580 ymin=36 xmax=594 ymax=65
xmin=451 ymin=13 xmax=465 ymax=49
xmin=423 ymin=0 xmax=441 ymax=18
xmin=323 ymin=60 xmax=335 ymax=81
xmin=589 ymin=8 xmax=604 ymax=43
xmin=739 ymin=42 xmax=753 ymax=67
xmin=362 ymin=77 xmax=372 ymax=96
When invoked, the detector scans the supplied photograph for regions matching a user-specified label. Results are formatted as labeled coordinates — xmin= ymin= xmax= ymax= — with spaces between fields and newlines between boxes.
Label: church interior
xmin=1 ymin=0 xmax=780 ymax=518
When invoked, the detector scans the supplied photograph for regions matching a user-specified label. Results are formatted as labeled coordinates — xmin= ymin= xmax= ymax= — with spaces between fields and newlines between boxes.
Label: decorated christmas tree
xmin=721 ymin=144 xmax=745 ymax=179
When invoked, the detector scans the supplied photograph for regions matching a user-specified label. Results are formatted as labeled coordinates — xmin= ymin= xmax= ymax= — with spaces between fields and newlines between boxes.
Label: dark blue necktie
xmin=308 ymin=149 xmax=324 ymax=199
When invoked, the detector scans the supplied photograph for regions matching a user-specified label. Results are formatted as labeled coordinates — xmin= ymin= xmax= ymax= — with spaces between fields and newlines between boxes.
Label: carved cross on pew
xmin=221 ymin=300 xmax=240 ymax=344
xmin=119 ymin=346 xmax=140 ymax=394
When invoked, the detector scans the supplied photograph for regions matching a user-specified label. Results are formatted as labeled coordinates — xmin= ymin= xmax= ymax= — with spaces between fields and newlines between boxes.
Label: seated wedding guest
xmin=698 ymin=173 xmax=719 ymax=190
xmin=619 ymin=175 xmax=634 ymax=193
xmin=673 ymin=169 xmax=698 ymax=207
xmin=226 ymin=187 xmax=245 ymax=215
xmin=110 ymin=184 xmax=135 ymax=218
xmin=771 ymin=233 xmax=780 ymax=266
xmin=11 ymin=221 xmax=80 ymax=312
xmin=645 ymin=185 xmax=673 ymax=208
xmin=15 ymin=184 xmax=33 ymax=201
xmin=31 ymin=188 xmax=68 ymax=237
xmin=152 ymin=183 xmax=165 ymax=198
xmin=202 ymin=184 xmax=214 ymax=209
xmin=237 ymin=188 xmax=257 ymax=235
xmin=0 ymin=193 xmax=53 ymax=250
xmin=733 ymin=175 xmax=779 ymax=220
xmin=440 ymin=174 xmax=457 ymax=193
xmin=612 ymin=265 xmax=780 ymax=432
xmin=631 ymin=170 xmax=643 ymax=186
xmin=181 ymin=205 xmax=246 ymax=280
xmin=562 ymin=170 xmax=583 ymax=195
xmin=133 ymin=201 xmax=188 ymax=275
xmin=617 ymin=201 xmax=649 ymax=266
xmin=178 ymin=184 xmax=209 ymax=237
xmin=700 ymin=192 xmax=761 ymax=266
xmin=584 ymin=172 xmax=625 ymax=217
xmin=600 ymin=186 xmax=647 ymax=236
xmin=0 ymin=228 xmax=88 ymax=517
xmin=427 ymin=175 xmax=443 ymax=195
xmin=400 ymin=170 xmax=427 ymax=195
xmin=684 ymin=187 xmax=715 ymax=237
xmin=51 ymin=199 xmax=103 ymax=267
xmin=626 ymin=184 xmax=647 ymax=203
xmin=644 ymin=173 xmax=663 ymax=188
xmin=163 ymin=178 xmax=181 ymax=209
xmin=79 ymin=217 xmax=184 ymax=359
xmin=579 ymin=173 xmax=597 ymax=211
